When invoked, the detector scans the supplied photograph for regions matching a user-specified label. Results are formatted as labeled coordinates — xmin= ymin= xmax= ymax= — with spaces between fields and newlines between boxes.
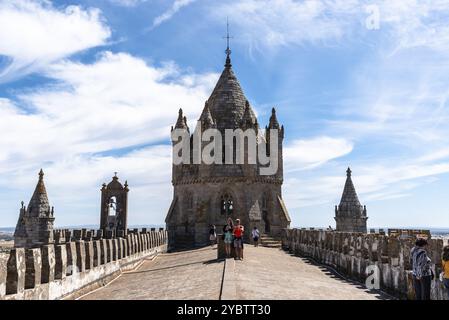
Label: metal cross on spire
xmin=223 ymin=18 xmax=233 ymax=67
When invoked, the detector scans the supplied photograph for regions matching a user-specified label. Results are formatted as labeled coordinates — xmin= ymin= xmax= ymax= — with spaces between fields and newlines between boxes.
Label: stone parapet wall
xmin=281 ymin=228 xmax=448 ymax=300
xmin=0 ymin=229 xmax=168 ymax=300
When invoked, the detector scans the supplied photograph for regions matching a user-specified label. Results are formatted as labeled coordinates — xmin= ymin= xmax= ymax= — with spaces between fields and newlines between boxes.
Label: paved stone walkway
xmin=80 ymin=246 xmax=389 ymax=300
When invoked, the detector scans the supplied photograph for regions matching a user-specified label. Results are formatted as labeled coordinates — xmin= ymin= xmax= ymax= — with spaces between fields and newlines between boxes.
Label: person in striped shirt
xmin=410 ymin=238 xmax=433 ymax=300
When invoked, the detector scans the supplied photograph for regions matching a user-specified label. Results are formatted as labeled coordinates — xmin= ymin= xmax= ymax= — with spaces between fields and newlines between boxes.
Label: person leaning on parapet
xmin=233 ymin=219 xmax=244 ymax=260
xmin=410 ymin=238 xmax=434 ymax=300
xmin=223 ymin=218 xmax=234 ymax=258
xmin=442 ymin=245 xmax=449 ymax=299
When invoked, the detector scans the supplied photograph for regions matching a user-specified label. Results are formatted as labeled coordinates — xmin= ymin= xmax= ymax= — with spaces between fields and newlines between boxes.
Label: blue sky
xmin=1 ymin=0 xmax=449 ymax=229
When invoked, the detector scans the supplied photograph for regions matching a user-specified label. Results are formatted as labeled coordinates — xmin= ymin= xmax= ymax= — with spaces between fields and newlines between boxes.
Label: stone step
xmin=262 ymin=244 xmax=282 ymax=248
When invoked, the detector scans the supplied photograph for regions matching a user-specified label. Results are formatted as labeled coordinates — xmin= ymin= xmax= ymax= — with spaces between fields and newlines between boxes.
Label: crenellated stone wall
xmin=281 ymin=228 xmax=448 ymax=300
xmin=0 ymin=228 xmax=168 ymax=300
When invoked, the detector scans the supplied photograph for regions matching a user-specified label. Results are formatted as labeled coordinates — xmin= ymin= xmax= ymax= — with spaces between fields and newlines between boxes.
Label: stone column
xmin=131 ymin=234 xmax=136 ymax=255
xmin=41 ymin=245 xmax=56 ymax=284
xmin=92 ymin=240 xmax=100 ymax=267
xmin=0 ymin=253 xmax=8 ymax=297
xmin=106 ymin=239 xmax=113 ymax=263
xmin=75 ymin=240 xmax=86 ymax=273
xmin=149 ymin=232 xmax=154 ymax=248
xmin=100 ymin=239 xmax=107 ymax=265
xmin=126 ymin=235 xmax=132 ymax=256
xmin=111 ymin=239 xmax=118 ymax=261
xmin=65 ymin=242 xmax=77 ymax=275
xmin=54 ymin=244 xmax=67 ymax=280
xmin=84 ymin=241 xmax=94 ymax=270
xmin=122 ymin=238 xmax=128 ymax=258
xmin=116 ymin=238 xmax=123 ymax=260
xmin=141 ymin=233 xmax=146 ymax=252
xmin=25 ymin=248 xmax=41 ymax=289
xmin=6 ymin=248 xmax=26 ymax=295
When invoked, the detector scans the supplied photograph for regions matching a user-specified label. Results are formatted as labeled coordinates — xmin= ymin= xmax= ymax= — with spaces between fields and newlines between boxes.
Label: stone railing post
xmin=122 ymin=238 xmax=128 ymax=258
xmin=54 ymin=244 xmax=67 ymax=280
xmin=111 ymin=239 xmax=118 ymax=261
xmin=126 ymin=234 xmax=132 ymax=256
xmin=116 ymin=238 xmax=122 ymax=260
xmin=25 ymin=248 xmax=41 ymax=289
xmin=0 ymin=253 xmax=8 ymax=297
xmin=106 ymin=239 xmax=112 ymax=263
xmin=100 ymin=239 xmax=107 ymax=265
xmin=92 ymin=240 xmax=100 ymax=267
xmin=84 ymin=241 xmax=94 ymax=270
xmin=6 ymin=248 xmax=26 ymax=295
xmin=41 ymin=245 xmax=56 ymax=284
xmin=75 ymin=240 xmax=86 ymax=273
xmin=65 ymin=242 xmax=77 ymax=276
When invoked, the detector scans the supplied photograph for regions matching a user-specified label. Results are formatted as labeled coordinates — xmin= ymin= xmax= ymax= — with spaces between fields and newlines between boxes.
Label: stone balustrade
xmin=281 ymin=228 xmax=448 ymax=300
xmin=0 ymin=229 xmax=168 ymax=300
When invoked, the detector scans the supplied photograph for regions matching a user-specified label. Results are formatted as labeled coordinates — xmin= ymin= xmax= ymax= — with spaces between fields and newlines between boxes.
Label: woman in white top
xmin=252 ymin=227 xmax=260 ymax=247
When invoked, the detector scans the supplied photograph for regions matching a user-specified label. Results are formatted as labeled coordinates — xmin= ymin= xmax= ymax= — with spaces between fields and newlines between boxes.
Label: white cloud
xmin=0 ymin=0 xmax=111 ymax=82
xmin=284 ymin=136 xmax=353 ymax=170
xmin=210 ymin=0 xmax=362 ymax=51
xmin=0 ymin=51 xmax=218 ymax=227
xmin=152 ymin=0 xmax=196 ymax=28
xmin=209 ymin=0 xmax=449 ymax=54
xmin=108 ymin=0 xmax=147 ymax=7
xmin=0 ymin=52 xmax=217 ymax=174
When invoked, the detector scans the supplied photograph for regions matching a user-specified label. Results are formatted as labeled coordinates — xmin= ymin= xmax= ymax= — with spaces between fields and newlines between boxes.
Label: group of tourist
xmin=411 ymin=238 xmax=449 ymax=300
xmin=208 ymin=218 xmax=261 ymax=260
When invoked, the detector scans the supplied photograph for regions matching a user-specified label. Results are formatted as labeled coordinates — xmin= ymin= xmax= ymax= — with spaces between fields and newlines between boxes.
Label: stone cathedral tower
xmin=166 ymin=47 xmax=291 ymax=248
xmin=14 ymin=169 xmax=55 ymax=248
xmin=334 ymin=167 xmax=368 ymax=233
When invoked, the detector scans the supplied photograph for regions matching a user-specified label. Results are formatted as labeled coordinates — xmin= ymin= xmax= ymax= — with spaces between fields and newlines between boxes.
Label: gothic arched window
xmin=108 ymin=196 xmax=117 ymax=216
xmin=220 ymin=194 xmax=234 ymax=215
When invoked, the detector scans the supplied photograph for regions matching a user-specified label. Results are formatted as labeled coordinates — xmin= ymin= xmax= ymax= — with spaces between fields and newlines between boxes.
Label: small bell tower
xmin=100 ymin=173 xmax=129 ymax=236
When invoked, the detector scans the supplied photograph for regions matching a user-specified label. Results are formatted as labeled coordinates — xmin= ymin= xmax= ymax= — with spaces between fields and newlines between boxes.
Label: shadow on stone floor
xmin=123 ymin=258 xmax=224 ymax=275
xmin=203 ymin=258 xmax=225 ymax=264
xmin=286 ymin=253 xmax=391 ymax=300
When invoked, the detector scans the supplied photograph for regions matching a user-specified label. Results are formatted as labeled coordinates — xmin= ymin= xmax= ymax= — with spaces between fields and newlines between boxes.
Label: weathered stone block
xmin=75 ymin=241 xmax=86 ymax=273
xmin=54 ymin=244 xmax=67 ymax=280
xmin=92 ymin=240 xmax=100 ymax=267
xmin=126 ymin=235 xmax=132 ymax=255
xmin=25 ymin=249 xmax=41 ymax=289
xmin=6 ymin=248 xmax=26 ymax=295
xmin=100 ymin=239 xmax=107 ymax=265
xmin=65 ymin=242 xmax=77 ymax=275
xmin=122 ymin=238 xmax=128 ymax=257
xmin=111 ymin=239 xmax=118 ymax=261
xmin=136 ymin=233 xmax=141 ymax=251
xmin=84 ymin=241 xmax=94 ymax=270
xmin=73 ymin=229 xmax=82 ymax=240
xmin=116 ymin=238 xmax=123 ymax=259
xmin=0 ymin=253 xmax=8 ymax=297
xmin=41 ymin=245 xmax=55 ymax=284
xmin=95 ymin=229 xmax=103 ymax=240
xmin=106 ymin=239 xmax=113 ymax=262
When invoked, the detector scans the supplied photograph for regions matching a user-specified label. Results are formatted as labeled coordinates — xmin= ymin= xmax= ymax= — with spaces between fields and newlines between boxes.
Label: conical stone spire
xmin=334 ymin=167 xmax=368 ymax=233
xmin=199 ymin=102 xmax=215 ymax=128
xmin=14 ymin=169 xmax=55 ymax=248
xmin=28 ymin=169 xmax=51 ymax=218
xmin=174 ymin=108 xmax=189 ymax=131
xmin=206 ymin=54 xmax=256 ymax=131
xmin=339 ymin=167 xmax=362 ymax=208
xmin=241 ymin=100 xmax=257 ymax=130
xmin=268 ymin=108 xmax=280 ymax=129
